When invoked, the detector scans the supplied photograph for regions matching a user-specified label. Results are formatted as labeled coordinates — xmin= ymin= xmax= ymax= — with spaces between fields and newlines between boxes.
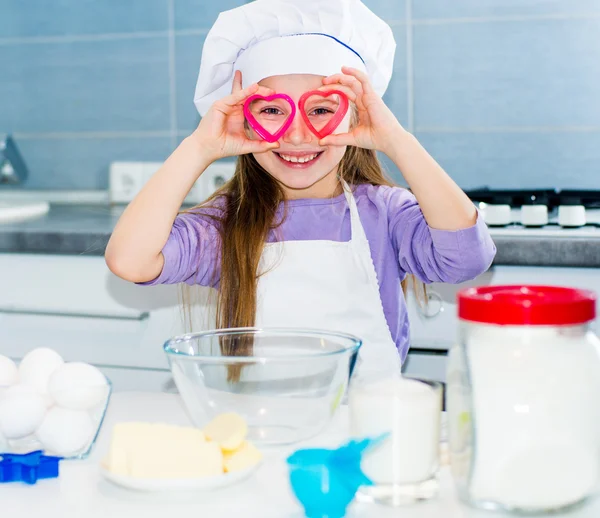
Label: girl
xmin=106 ymin=0 xmax=496 ymax=381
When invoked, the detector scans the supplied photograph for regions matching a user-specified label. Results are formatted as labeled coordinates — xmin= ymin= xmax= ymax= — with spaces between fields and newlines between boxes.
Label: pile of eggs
xmin=0 ymin=348 xmax=109 ymax=457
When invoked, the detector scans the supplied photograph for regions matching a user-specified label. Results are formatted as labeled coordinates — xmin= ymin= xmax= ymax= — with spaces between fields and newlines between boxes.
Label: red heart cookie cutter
xmin=298 ymin=90 xmax=350 ymax=139
xmin=243 ymin=93 xmax=296 ymax=143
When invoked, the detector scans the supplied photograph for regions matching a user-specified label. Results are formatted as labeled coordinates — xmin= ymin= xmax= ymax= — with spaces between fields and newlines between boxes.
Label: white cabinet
xmin=0 ymin=253 xmax=214 ymax=392
xmin=403 ymin=265 xmax=600 ymax=383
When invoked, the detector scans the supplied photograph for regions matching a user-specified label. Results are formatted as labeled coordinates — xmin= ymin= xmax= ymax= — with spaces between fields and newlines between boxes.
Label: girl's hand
xmin=319 ymin=66 xmax=407 ymax=155
xmin=191 ymin=71 xmax=279 ymax=161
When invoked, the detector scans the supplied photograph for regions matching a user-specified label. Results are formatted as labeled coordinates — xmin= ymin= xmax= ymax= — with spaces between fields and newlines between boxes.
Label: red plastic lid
xmin=458 ymin=285 xmax=596 ymax=325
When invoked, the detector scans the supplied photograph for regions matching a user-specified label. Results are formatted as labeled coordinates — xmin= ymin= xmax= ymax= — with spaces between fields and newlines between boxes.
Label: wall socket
xmin=109 ymin=161 xmax=235 ymax=204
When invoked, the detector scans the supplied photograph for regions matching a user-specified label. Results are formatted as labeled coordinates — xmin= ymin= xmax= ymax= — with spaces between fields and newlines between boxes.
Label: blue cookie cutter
xmin=287 ymin=435 xmax=388 ymax=518
xmin=0 ymin=450 xmax=62 ymax=485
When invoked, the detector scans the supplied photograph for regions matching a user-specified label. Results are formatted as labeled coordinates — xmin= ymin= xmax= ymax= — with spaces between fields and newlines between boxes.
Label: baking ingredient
xmin=36 ymin=407 xmax=95 ymax=456
xmin=203 ymin=412 xmax=247 ymax=451
xmin=349 ymin=377 xmax=441 ymax=484
xmin=18 ymin=348 xmax=64 ymax=398
xmin=103 ymin=416 xmax=261 ymax=479
xmin=462 ymin=326 xmax=600 ymax=510
xmin=0 ymin=355 xmax=18 ymax=387
xmin=0 ymin=388 xmax=46 ymax=439
xmin=48 ymin=362 xmax=108 ymax=410
xmin=104 ymin=422 xmax=221 ymax=478
xmin=223 ymin=441 xmax=262 ymax=473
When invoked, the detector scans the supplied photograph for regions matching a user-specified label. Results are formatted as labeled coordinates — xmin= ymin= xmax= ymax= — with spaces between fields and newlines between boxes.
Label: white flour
xmin=465 ymin=326 xmax=600 ymax=510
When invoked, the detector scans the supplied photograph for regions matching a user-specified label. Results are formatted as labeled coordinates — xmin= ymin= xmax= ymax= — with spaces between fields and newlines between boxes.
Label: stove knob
xmin=558 ymin=205 xmax=586 ymax=227
xmin=521 ymin=205 xmax=548 ymax=227
xmin=483 ymin=204 xmax=512 ymax=226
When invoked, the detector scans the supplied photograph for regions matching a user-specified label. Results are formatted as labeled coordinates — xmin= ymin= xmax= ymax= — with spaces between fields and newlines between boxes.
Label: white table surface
xmin=2 ymin=392 xmax=600 ymax=518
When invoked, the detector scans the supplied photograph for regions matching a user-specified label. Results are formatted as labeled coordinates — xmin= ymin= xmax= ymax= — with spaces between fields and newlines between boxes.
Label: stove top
xmin=464 ymin=188 xmax=600 ymax=209
xmin=465 ymin=188 xmax=600 ymax=231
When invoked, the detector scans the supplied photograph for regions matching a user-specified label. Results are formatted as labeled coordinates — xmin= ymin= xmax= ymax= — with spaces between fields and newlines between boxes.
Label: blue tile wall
xmin=17 ymin=137 xmax=173 ymax=190
xmin=175 ymin=33 xmax=205 ymax=134
xmin=413 ymin=18 xmax=600 ymax=129
xmin=412 ymin=0 xmax=600 ymax=20
xmin=0 ymin=0 xmax=169 ymax=39
xmin=0 ymin=37 xmax=171 ymax=133
xmin=0 ymin=0 xmax=597 ymax=190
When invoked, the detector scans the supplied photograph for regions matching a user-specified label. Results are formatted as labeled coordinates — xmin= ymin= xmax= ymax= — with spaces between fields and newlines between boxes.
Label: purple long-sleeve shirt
xmin=142 ymin=183 xmax=496 ymax=360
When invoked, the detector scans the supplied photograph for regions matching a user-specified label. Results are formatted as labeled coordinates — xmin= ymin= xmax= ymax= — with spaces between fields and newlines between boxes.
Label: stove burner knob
xmin=483 ymin=204 xmax=512 ymax=226
xmin=521 ymin=194 xmax=549 ymax=227
xmin=558 ymin=197 xmax=586 ymax=227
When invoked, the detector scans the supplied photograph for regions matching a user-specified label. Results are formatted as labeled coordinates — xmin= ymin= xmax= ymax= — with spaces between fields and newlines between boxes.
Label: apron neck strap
xmin=341 ymin=180 xmax=369 ymax=244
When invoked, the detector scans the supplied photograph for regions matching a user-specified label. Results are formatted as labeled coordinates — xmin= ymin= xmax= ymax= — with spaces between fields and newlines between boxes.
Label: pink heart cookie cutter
xmin=298 ymin=90 xmax=350 ymax=139
xmin=243 ymin=93 xmax=296 ymax=143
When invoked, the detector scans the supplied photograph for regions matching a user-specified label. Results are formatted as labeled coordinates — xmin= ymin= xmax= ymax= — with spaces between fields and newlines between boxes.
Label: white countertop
xmin=3 ymin=392 xmax=600 ymax=518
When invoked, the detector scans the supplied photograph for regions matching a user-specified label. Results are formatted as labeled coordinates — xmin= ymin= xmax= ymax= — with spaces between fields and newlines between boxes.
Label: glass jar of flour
xmin=447 ymin=285 xmax=600 ymax=513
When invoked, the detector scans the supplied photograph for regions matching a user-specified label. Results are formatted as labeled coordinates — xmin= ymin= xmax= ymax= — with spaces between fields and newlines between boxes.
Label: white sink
xmin=0 ymin=201 xmax=50 ymax=223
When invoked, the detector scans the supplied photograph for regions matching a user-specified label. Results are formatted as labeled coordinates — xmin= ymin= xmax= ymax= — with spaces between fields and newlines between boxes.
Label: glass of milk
xmin=348 ymin=376 xmax=442 ymax=506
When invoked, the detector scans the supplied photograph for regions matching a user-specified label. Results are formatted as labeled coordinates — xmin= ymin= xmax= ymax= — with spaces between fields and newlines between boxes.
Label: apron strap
xmin=341 ymin=181 xmax=370 ymax=247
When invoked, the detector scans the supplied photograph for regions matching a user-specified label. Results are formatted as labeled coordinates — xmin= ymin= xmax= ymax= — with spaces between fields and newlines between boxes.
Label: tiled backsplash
xmin=0 ymin=0 xmax=598 ymax=190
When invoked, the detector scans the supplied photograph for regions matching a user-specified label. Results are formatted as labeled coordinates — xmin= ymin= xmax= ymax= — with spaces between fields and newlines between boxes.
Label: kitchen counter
xmin=1 ymin=204 xmax=600 ymax=267
xmin=4 ymin=391 xmax=600 ymax=518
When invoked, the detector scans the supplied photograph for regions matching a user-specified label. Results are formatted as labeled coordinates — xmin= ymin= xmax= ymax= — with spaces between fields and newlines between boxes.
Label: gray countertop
xmin=1 ymin=204 xmax=599 ymax=267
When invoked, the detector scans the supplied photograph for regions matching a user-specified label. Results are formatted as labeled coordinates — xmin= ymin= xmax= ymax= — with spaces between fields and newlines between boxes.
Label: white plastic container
xmin=447 ymin=285 xmax=600 ymax=513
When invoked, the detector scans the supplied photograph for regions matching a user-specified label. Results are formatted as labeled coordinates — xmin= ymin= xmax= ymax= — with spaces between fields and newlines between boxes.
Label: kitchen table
xmin=2 ymin=392 xmax=599 ymax=518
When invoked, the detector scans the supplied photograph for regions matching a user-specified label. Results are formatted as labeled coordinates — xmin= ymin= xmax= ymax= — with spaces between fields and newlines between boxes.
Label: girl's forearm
xmin=105 ymin=136 xmax=213 ymax=282
xmin=385 ymin=129 xmax=477 ymax=231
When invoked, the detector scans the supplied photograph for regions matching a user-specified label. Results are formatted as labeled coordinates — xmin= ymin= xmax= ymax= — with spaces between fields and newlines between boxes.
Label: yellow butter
xmin=203 ymin=413 xmax=248 ymax=451
xmin=103 ymin=422 xmax=222 ymax=479
xmin=223 ymin=441 xmax=262 ymax=473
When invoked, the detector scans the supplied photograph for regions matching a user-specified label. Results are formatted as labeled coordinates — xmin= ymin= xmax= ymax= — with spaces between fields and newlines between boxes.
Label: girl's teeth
xmin=280 ymin=153 xmax=317 ymax=163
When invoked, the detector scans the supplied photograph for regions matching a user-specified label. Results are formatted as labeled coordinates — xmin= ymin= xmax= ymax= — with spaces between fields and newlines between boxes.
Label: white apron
xmin=255 ymin=182 xmax=402 ymax=382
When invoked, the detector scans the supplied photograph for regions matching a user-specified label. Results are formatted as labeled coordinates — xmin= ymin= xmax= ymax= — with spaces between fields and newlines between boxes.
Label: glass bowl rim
xmin=163 ymin=327 xmax=362 ymax=363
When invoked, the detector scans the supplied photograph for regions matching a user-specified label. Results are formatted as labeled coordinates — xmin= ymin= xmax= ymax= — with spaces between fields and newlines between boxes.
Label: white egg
xmin=19 ymin=348 xmax=64 ymax=397
xmin=0 ymin=388 xmax=46 ymax=439
xmin=48 ymin=362 xmax=107 ymax=411
xmin=36 ymin=407 xmax=94 ymax=456
xmin=0 ymin=355 xmax=18 ymax=387
xmin=3 ymin=382 xmax=53 ymax=408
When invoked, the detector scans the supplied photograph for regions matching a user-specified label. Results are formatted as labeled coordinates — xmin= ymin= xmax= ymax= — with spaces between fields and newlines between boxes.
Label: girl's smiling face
xmin=249 ymin=74 xmax=351 ymax=199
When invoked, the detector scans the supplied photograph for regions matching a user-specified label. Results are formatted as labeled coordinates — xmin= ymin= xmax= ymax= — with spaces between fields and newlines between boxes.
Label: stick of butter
xmin=203 ymin=413 xmax=248 ymax=451
xmin=104 ymin=422 xmax=222 ymax=479
xmin=223 ymin=441 xmax=262 ymax=473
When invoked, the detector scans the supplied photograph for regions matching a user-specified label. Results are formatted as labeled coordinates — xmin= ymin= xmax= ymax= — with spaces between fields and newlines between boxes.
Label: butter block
xmin=104 ymin=422 xmax=222 ymax=479
xmin=203 ymin=413 xmax=248 ymax=451
xmin=223 ymin=441 xmax=262 ymax=473
xmin=129 ymin=439 xmax=222 ymax=479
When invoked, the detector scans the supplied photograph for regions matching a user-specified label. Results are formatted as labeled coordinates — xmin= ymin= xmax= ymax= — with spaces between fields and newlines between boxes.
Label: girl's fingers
xmin=220 ymin=82 xmax=260 ymax=109
xmin=242 ymin=139 xmax=280 ymax=154
xmin=319 ymin=133 xmax=356 ymax=147
xmin=317 ymin=83 xmax=358 ymax=103
xmin=231 ymin=70 xmax=243 ymax=94
xmin=323 ymin=73 xmax=364 ymax=98
xmin=341 ymin=66 xmax=377 ymax=97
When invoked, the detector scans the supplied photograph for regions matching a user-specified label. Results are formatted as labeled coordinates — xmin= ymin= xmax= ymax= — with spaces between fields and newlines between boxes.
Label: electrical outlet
xmin=185 ymin=161 xmax=236 ymax=204
xmin=109 ymin=162 xmax=145 ymax=203
xmin=109 ymin=161 xmax=163 ymax=203
xmin=109 ymin=160 xmax=234 ymax=205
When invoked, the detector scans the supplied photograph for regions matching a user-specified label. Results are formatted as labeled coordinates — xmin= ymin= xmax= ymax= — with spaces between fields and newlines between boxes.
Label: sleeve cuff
xmin=428 ymin=210 xmax=489 ymax=252
xmin=135 ymin=233 xmax=180 ymax=286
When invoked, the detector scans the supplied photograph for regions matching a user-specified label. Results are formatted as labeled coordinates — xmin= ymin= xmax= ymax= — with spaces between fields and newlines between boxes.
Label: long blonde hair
xmin=182 ymin=144 xmax=426 ymax=362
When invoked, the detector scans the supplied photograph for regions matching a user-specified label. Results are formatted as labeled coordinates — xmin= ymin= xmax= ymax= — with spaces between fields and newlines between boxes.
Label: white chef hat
xmin=193 ymin=0 xmax=396 ymax=116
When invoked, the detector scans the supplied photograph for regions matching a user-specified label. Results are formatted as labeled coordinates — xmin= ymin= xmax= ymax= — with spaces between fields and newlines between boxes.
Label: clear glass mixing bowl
xmin=164 ymin=328 xmax=361 ymax=445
